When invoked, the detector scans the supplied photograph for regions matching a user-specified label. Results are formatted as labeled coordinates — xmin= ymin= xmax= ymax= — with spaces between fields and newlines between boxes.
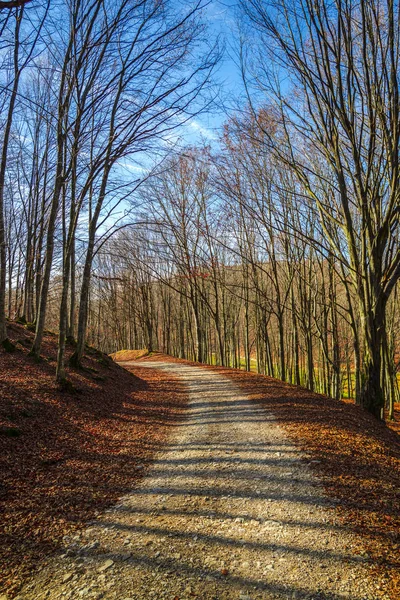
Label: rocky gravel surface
xmin=15 ymin=362 xmax=388 ymax=600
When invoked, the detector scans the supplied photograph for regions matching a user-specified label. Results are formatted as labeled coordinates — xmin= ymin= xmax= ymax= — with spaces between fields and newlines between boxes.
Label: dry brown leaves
xmin=2 ymin=339 xmax=399 ymax=599
xmin=109 ymin=348 xmax=149 ymax=362
xmin=0 ymin=328 xmax=187 ymax=597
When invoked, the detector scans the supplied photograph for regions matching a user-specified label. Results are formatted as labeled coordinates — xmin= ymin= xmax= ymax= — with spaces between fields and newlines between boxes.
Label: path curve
xmin=18 ymin=362 xmax=385 ymax=600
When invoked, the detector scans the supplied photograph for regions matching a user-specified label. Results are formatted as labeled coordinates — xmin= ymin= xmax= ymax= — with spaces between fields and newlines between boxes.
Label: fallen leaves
xmin=109 ymin=348 xmax=149 ymax=361
xmin=0 ymin=325 xmax=187 ymax=597
xmin=2 ymin=339 xmax=400 ymax=599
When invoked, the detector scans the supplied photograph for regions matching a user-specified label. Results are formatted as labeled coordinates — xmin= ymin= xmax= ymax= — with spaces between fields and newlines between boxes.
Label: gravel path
xmin=17 ymin=362 xmax=386 ymax=600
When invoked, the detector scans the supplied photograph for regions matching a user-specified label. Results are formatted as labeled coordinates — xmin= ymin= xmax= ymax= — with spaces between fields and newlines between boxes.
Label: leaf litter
xmin=0 ymin=325 xmax=187 ymax=597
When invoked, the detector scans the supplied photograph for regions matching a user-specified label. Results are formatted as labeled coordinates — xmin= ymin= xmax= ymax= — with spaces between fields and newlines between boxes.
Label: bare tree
xmin=0 ymin=0 xmax=48 ymax=349
xmin=69 ymin=0 xmax=219 ymax=367
xmin=240 ymin=0 xmax=400 ymax=417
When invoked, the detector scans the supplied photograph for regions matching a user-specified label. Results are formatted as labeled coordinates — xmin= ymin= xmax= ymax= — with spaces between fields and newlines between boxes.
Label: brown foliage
xmin=109 ymin=348 xmax=149 ymax=361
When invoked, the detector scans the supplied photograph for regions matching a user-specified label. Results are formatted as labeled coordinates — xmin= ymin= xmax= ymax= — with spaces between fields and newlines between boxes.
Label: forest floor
xmin=0 ymin=325 xmax=187 ymax=598
xmin=1 ymin=338 xmax=399 ymax=599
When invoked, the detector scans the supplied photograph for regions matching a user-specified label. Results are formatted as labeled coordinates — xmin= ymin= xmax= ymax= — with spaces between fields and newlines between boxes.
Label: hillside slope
xmin=0 ymin=325 xmax=187 ymax=597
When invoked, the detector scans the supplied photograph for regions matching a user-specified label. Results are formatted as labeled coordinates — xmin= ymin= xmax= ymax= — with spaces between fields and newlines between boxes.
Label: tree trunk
xmin=0 ymin=9 xmax=22 ymax=349
xmin=69 ymin=237 xmax=95 ymax=367
xmin=30 ymin=136 xmax=65 ymax=359
xmin=67 ymin=236 xmax=76 ymax=341
xmin=291 ymin=291 xmax=300 ymax=386
xmin=359 ymin=306 xmax=386 ymax=418
xmin=56 ymin=254 xmax=70 ymax=383
xmin=277 ymin=311 xmax=285 ymax=382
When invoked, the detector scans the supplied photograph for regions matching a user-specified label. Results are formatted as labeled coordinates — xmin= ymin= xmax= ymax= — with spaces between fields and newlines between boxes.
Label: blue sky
xmin=185 ymin=0 xmax=245 ymax=144
xmin=119 ymin=1 xmax=244 ymax=176
xmin=106 ymin=1 xmax=245 ymax=227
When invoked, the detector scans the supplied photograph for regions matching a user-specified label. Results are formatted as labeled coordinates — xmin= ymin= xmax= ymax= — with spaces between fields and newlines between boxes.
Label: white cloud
xmin=119 ymin=160 xmax=147 ymax=174
xmin=189 ymin=119 xmax=217 ymax=141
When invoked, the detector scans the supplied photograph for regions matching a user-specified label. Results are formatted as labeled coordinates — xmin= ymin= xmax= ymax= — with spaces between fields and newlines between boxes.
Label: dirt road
xmin=17 ymin=362 xmax=386 ymax=600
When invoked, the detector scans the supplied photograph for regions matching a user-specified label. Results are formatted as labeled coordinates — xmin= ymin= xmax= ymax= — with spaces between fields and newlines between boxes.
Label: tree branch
xmin=0 ymin=0 xmax=32 ymax=9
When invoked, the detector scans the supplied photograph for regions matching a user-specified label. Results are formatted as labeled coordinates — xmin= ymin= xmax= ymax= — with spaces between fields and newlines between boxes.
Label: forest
xmin=2 ymin=0 xmax=400 ymax=423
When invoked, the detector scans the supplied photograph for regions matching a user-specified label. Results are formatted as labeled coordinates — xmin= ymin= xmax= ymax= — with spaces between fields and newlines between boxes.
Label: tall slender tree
xmin=240 ymin=0 xmax=400 ymax=417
